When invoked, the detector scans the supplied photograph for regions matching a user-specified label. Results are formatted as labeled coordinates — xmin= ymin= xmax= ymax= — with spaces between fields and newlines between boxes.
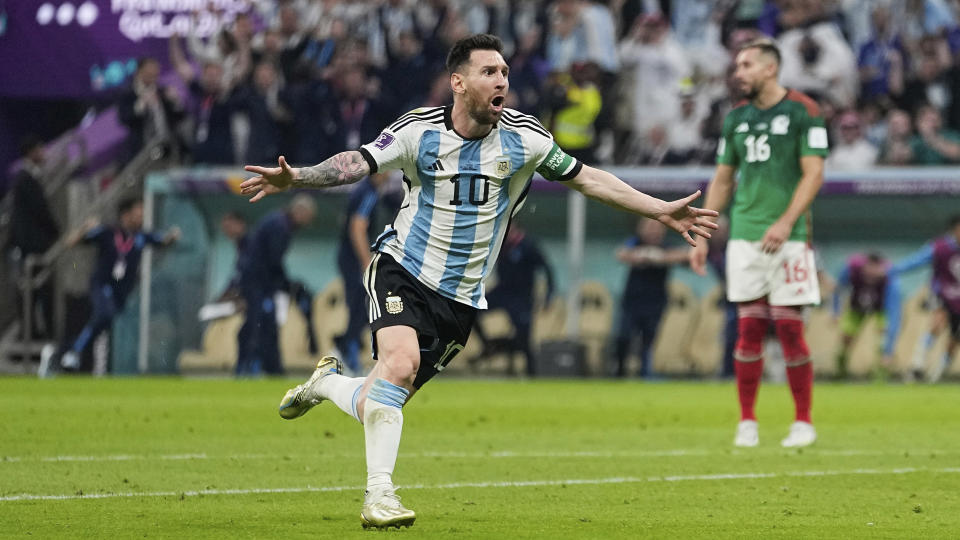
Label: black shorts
xmin=948 ymin=309 xmax=960 ymax=340
xmin=364 ymin=252 xmax=477 ymax=388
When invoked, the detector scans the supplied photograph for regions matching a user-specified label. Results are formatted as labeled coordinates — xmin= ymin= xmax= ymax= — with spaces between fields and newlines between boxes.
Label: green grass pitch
xmin=1 ymin=377 xmax=958 ymax=538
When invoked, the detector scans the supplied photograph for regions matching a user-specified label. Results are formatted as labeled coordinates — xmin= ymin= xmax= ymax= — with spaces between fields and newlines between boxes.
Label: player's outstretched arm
xmin=240 ymin=152 xmax=371 ymax=203
xmin=566 ymin=165 xmax=719 ymax=247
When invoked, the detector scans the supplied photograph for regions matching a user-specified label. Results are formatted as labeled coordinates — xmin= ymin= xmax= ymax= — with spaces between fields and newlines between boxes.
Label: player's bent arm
xmin=566 ymin=165 xmax=670 ymax=217
xmin=777 ymin=155 xmax=824 ymax=227
xmin=294 ymin=151 xmax=371 ymax=189
xmin=702 ymin=164 xmax=738 ymax=217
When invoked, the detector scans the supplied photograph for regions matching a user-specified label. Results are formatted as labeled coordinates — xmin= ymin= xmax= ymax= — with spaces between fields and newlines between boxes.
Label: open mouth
xmin=491 ymin=96 xmax=505 ymax=111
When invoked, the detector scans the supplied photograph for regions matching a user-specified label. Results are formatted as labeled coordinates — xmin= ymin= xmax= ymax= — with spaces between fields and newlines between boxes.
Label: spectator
xmin=237 ymin=61 xmax=292 ymax=164
xmin=336 ymin=172 xmax=390 ymax=376
xmin=910 ymin=104 xmax=960 ymax=164
xmin=704 ymin=216 xmax=737 ymax=379
xmin=543 ymin=62 xmax=603 ymax=164
xmin=618 ymin=13 xmax=691 ymax=163
xmin=117 ymin=57 xmax=185 ymax=159
xmin=236 ymin=194 xmax=316 ymax=375
xmin=506 ymin=26 xmax=550 ymax=115
xmin=898 ymin=34 xmax=953 ymax=112
xmin=322 ymin=67 xmax=389 ymax=154
xmin=878 ymin=108 xmax=916 ymax=164
xmin=380 ymin=31 xmax=431 ymax=112
xmin=895 ymin=0 xmax=958 ymax=51
xmin=664 ymin=83 xmax=708 ymax=164
xmin=826 ymin=110 xmax=879 ymax=170
xmin=57 ymin=198 xmax=179 ymax=371
xmin=613 ymin=218 xmax=688 ymax=378
xmin=6 ymin=136 xmax=59 ymax=341
xmin=779 ymin=19 xmax=859 ymax=109
xmin=546 ymin=0 xmax=589 ymax=71
xmin=472 ymin=223 xmax=555 ymax=377
xmin=857 ymin=5 xmax=906 ymax=103
xmin=170 ymin=35 xmax=241 ymax=165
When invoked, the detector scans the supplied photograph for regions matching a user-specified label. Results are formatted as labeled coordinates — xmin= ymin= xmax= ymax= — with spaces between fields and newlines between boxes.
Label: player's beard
xmin=466 ymin=91 xmax=501 ymax=126
xmin=743 ymin=81 xmax=760 ymax=101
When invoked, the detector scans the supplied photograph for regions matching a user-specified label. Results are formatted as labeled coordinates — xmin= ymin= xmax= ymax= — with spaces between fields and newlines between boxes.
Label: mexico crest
xmin=385 ymin=295 xmax=404 ymax=314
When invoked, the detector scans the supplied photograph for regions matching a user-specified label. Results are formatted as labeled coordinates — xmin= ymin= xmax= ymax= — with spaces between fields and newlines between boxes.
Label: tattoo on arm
xmin=294 ymin=151 xmax=370 ymax=188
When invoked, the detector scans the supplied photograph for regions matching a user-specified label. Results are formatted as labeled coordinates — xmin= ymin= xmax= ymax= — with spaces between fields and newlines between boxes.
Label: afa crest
xmin=385 ymin=295 xmax=404 ymax=315
xmin=495 ymin=156 xmax=511 ymax=176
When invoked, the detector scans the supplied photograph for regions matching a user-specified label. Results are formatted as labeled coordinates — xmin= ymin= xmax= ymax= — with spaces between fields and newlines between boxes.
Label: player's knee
xmin=735 ymin=300 xmax=769 ymax=360
xmin=377 ymin=342 xmax=420 ymax=387
xmin=772 ymin=308 xmax=809 ymax=363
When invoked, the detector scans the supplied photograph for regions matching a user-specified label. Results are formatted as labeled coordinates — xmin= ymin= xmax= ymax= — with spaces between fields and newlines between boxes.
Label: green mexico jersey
xmin=716 ymin=89 xmax=828 ymax=242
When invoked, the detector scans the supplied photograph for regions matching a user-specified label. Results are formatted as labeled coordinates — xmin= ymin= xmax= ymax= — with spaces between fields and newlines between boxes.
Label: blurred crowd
xmin=116 ymin=0 xmax=960 ymax=169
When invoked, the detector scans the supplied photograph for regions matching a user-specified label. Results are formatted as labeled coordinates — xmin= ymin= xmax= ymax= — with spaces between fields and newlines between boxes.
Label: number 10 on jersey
xmin=449 ymin=174 xmax=490 ymax=206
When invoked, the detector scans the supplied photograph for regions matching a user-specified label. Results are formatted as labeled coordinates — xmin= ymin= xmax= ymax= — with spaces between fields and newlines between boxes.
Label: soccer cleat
xmin=734 ymin=419 xmax=759 ymax=447
xmin=277 ymin=356 xmax=342 ymax=420
xmin=60 ymin=351 xmax=80 ymax=371
xmin=360 ymin=487 xmax=416 ymax=529
xmin=781 ymin=421 xmax=817 ymax=448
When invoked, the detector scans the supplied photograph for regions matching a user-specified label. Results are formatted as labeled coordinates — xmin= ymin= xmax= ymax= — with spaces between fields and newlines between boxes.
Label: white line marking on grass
xmin=5 ymin=448 xmax=953 ymax=464
xmin=1 ymin=467 xmax=957 ymax=503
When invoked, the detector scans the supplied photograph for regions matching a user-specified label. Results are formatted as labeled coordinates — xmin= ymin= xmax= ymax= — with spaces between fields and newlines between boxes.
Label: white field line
xmin=2 ymin=448 xmax=954 ymax=464
xmin=1 ymin=467 xmax=957 ymax=503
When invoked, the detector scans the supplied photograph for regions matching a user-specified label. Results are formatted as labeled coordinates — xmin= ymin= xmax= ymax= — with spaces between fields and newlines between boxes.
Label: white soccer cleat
xmin=361 ymin=486 xmax=416 ymax=529
xmin=926 ymin=358 xmax=949 ymax=383
xmin=781 ymin=421 xmax=817 ymax=448
xmin=277 ymin=356 xmax=342 ymax=420
xmin=60 ymin=351 xmax=80 ymax=371
xmin=734 ymin=420 xmax=759 ymax=447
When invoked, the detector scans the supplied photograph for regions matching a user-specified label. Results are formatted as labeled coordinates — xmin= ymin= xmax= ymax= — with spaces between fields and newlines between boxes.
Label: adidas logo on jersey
xmin=428 ymin=160 xmax=445 ymax=171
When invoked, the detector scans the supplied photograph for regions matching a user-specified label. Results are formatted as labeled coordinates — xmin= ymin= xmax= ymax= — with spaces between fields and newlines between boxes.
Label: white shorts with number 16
xmin=725 ymin=239 xmax=820 ymax=306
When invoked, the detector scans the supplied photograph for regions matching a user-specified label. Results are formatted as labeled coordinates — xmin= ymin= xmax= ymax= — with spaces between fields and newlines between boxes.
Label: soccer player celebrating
xmin=241 ymin=34 xmax=718 ymax=529
xmin=690 ymin=38 xmax=828 ymax=448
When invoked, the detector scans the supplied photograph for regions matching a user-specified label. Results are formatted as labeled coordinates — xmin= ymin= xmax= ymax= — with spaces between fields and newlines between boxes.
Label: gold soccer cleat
xmin=360 ymin=487 xmax=416 ymax=529
xmin=277 ymin=356 xmax=342 ymax=420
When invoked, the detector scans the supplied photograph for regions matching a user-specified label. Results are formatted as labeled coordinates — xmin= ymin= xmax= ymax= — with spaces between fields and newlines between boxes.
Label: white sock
xmin=317 ymin=374 xmax=365 ymax=423
xmin=911 ymin=333 xmax=933 ymax=370
xmin=363 ymin=378 xmax=409 ymax=492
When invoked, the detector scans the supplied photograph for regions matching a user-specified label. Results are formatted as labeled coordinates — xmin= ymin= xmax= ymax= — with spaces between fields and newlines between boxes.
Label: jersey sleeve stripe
xmin=387 ymin=108 xmax=445 ymax=131
xmin=358 ymin=147 xmax=379 ymax=174
xmin=392 ymin=112 xmax=445 ymax=133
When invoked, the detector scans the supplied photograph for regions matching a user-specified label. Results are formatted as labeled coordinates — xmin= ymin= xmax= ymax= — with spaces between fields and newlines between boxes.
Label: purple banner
xmin=0 ymin=0 xmax=248 ymax=98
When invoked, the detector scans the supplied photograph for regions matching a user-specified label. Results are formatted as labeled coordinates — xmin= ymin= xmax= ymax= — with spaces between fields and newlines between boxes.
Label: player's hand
xmin=761 ymin=219 xmax=792 ymax=253
xmin=241 ymin=155 xmax=298 ymax=203
xmin=165 ymin=226 xmax=182 ymax=244
xmin=689 ymin=241 xmax=709 ymax=276
xmin=656 ymin=190 xmax=720 ymax=248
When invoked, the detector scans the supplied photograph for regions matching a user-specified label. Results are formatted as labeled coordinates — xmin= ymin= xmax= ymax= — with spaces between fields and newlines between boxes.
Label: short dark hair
xmin=740 ymin=37 xmax=781 ymax=67
xmin=865 ymin=252 xmax=886 ymax=264
xmin=118 ymin=197 xmax=143 ymax=216
xmin=136 ymin=56 xmax=158 ymax=72
xmin=446 ymin=34 xmax=504 ymax=74
xmin=949 ymin=215 xmax=960 ymax=229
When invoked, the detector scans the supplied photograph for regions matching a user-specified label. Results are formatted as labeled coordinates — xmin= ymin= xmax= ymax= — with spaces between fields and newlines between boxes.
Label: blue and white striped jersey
xmin=359 ymin=105 xmax=582 ymax=308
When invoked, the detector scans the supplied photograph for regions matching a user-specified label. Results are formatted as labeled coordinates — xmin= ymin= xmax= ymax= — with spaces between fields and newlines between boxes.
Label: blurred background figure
xmin=471 ymin=223 xmax=554 ymax=377
xmin=117 ymin=57 xmax=185 ymax=160
xmin=236 ymin=195 xmax=316 ymax=376
xmin=826 ymin=111 xmax=879 ymax=170
xmin=894 ymin=215 xmax=960 ymax=383
xmin=704 ymin=216 xmax=737 ymax=379
xmin=336 ymin=172 xmax=390 ymax=376
xmin=878 ymin=108 xmax=916 ymax=164
xmin=910 ymin=105 xmax=960 ymax=165
xmin=832 ymin=252 xmax=902 ymax=380
xmin=53 ymin=198 xmax=179 ymax=372
xmin=6 ymin=136 xmax=59 ymax=342
xmin=543 ymin=61 xmax=603 ymax=164
xmin=613 ymin=218 xmax=688 ymax=378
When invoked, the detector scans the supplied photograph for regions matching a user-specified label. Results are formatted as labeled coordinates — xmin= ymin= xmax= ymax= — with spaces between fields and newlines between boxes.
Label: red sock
xmin=774 ymin=314 xmax=813 ymax=424
xmin=786 ymin=362 xmax=813 ymax=423
xmin=735 ymin=302 xmax=769 ymax=421
xmin=735 ymin=359 xmax=764 ymax=421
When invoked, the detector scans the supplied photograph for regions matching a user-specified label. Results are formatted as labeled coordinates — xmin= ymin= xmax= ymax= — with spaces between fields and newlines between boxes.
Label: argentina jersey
xmin=359 ymin=106 xmax=582 ymax=308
